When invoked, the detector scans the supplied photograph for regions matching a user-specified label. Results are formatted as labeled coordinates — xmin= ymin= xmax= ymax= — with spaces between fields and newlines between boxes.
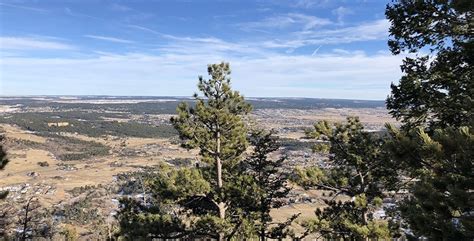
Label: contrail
xmin=311 ymin=45 xmax=322 ymax=56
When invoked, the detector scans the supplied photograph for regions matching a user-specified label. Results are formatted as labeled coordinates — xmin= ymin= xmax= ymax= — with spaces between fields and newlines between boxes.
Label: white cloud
xmin=153 ymin=35 xmax=272 ymax=58
xmin=332 ymin=6 xmax=354 ymax=23
xmin=293 ymin=0 xmax=330 ymax=9
xmin=0 ymin=37 xmax=74 ymax=50
xmin=110 ymin=4 xmax=132 ymax=12
xmin=64 ymin=7 xmax=101 ymax=20
xmin=126 ymin=25 xmax=163 ymax=35
xmin=331 ymin=48 xmax=365 ymax=55
xmin=1 ymin=9 xmax=396 ymax=99
xmin=239 ymin=13 xmax=332 ymax=31
xmin=1 ymin=50 xmax=404 ymax=99
xmin=310 ymin=19 xmax=389 ymax=41
xmin=263 ymin=19 xmax=389 ymax=48
xmin=84 ymin=35 xmax=134 ymax=44
xmin=0 ymin=3 xmax=48 ymax=13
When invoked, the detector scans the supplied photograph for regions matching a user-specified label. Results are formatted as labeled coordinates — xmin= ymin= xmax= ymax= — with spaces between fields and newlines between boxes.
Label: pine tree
xmin=118 ymin=63 xmax=295 ymax=239
xmin=297 ymin=117 xmax=395 ymax=240
xmin=116 ymin=165 xmax=206 ymax=239
xmin=231 ymin=129 xmax=293 ymax=240
xmin=386 ymin=0 xmax=473 ymax=129
xmin=385 ymin=1 xmax=473 ymax=239
xmin=386 ymin=125 xmax=474 ymax=239
xmin=0 ymin=136 xmax=9 ymax=199
xmin=171 ymin=62 xmax=251 ymax=239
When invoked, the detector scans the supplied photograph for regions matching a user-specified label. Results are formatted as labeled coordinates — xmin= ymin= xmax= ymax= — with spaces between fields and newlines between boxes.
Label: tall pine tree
xmin=171 ymin=62 xmax=252 ymax=240
xmin=385 ymin=0 xmax=473 ymax=239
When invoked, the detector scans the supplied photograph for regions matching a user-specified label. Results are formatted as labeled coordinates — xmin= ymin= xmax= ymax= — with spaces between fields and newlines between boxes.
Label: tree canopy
xmin=119 ymin=63 xmax=297 ymax=240
xmin=385 ymin=0 xmax=473 ymax=239
xmin=296 ymin=117 xmax=395 ymax=240
xmin=386 ymin=0 xmax=473 ymax=129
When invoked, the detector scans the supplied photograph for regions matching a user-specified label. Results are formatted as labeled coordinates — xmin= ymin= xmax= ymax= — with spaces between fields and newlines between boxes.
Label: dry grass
xmin=0 ymin=124 xmax=196 ymax=206
xmin=2 ymin=124 xmax=47 ymax=143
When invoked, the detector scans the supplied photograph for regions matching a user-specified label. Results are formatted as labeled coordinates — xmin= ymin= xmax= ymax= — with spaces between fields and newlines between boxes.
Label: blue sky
xmin=0 ymin=0 xmax=404 ymax=100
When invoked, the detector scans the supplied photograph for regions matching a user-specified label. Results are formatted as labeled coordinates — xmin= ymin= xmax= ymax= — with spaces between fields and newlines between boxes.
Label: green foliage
xmin=278 ymin=138 xmax=316 ymax=151
xmin=0 ymin=136 xmax=7 ymax=170
xmin=117 ymin=165 xmax=246 ymax=239
xmin=386 ymin=0 xmax=473 ymax=129
xmin=120 ymin=62 xmax=259 ymax=240
xmin=171 ymin=62 xmax=252 ymax=166
xmin=387 ymin=125 xmax=474 ymax=239
xmin=170 ymin=62 xmax=252 ymax=239
xmin=61 ymin=224 xmax=78 ymax=241
xmin=191 ymin=215 xmax=232 ymax=238
xmin=232 ymin=129 xmax=293 ymax=240
xmin=302 ymin=199 xmax=390 ymax=240
xmin=148 ymin=166 xmax=211 ymax=203
xmin=0 ymin=112 xmax=177 ymax=138
xmin=42 ymin=134 xmax=110 ymax=161
xmin=119 ymin=79 xmax=296 ymax=239
xmin=385 ymin=1 xmax=473 ymax=240
xmin=301 ymin=117 xmax=394 ymax=239
xmin=0 ymin=136 xmax=8 ymax=199
xmin=291 ymin=166 xmax=327 ymax=188
xmin=117 ymin=198 xmax=186 ymax=239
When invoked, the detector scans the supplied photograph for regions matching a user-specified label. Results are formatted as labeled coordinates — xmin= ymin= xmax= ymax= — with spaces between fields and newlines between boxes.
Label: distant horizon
xmin=0 ymin=94 xmax=387 ymax=102
xmin=1 ymin=1 xmax=401 ymax=100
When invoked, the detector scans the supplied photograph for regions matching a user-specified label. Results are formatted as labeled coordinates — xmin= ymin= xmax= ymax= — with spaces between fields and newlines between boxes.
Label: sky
xmin=0 ymin=0 xmax=405 ymax=100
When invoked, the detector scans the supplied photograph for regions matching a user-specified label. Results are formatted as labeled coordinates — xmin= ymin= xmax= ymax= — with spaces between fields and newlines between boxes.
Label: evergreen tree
xmin=0 ymin=136 xmax=9 ymax=199
xmin=386 ymin=125 xmax=473 ymax=239
xmin=118 ymin=63 xmax=301 ymax=239
xmin=171 ymin=62 xmax=251 ymax=219
xmin=170 ymin=62 xmax=251 ymax=239
xmin=297 ymin=117 xmax=395 ymax=240
xmin=231 ymin=129 xmax=293 ymax=240
xmin=116 ymin=165 xmax=208 ymax=239
xmin=385 ymin=1 xmax=473 ymax=239
xmin=386 ymin=0 xmax=473 ymax=129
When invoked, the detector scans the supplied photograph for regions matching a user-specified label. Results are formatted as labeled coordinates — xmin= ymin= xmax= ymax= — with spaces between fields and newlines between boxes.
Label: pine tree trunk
xmin=260 ymin=197 xmax=265 ymax=241
xmin=216 ymin=129 xmax=225 ymax=241
xmin=363 ymin=208 xmax=369 ymax=241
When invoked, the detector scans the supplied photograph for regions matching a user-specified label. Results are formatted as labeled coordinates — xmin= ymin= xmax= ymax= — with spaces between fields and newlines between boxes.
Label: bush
xmin=37 ymin=161 xmax=49 ymax=167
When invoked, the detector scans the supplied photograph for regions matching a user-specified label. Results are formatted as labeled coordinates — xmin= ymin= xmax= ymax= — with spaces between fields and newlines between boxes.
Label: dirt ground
xmin=0 ymin=124 xmax=196 ymax=206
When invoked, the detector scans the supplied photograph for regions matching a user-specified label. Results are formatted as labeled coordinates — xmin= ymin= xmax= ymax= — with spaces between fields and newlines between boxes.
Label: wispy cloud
xmin=0 ymin=37 xmax=74 ymax=50
xmin=292 ymin=0 xmax=330 ymax=9
xmin=109 ymin=3 xmax=132 ymax=12
xmin=126 ymin=25 xmax=164 ymax=35
xmin=0 ymin=2 xmax=48 ymax=13
xmin=154 ymin=35 xmax=270 ymax=57
xmin=332 ymin=6 xmax=354 ymax=23
xmin=84 ymin=35 xmax=134 ymax=44
xmin=239 ymin=13 xmax=332 ymax=31
xmin=262 ymin=19 xmax=389 ymax=49
xmin=304 ymin=19 xmax=389 ymax=42
xmin=1 ymin=50 xmax=404 ymax=99
xmin=64 ymin=7 xmax=101 ymax=20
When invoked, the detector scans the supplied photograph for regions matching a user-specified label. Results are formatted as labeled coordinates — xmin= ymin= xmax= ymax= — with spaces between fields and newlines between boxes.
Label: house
xmin=47 ymin=122 xmax=70 ymax=127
